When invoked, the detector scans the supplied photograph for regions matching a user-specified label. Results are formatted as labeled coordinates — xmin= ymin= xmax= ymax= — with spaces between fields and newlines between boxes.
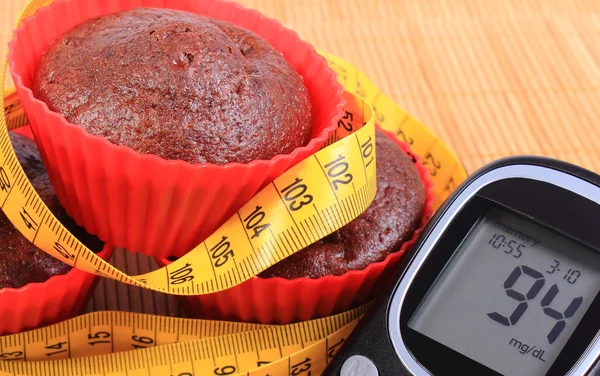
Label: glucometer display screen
xmin=408 ymin=207 xmax=600 ymax=375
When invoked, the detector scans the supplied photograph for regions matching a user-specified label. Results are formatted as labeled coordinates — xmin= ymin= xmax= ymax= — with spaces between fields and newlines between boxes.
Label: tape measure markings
xmin=393 ymin=114 xmax=455 ymax=207
xmin=0 ymin=307 xmax=364 ymax=366
xmin=335 ymin=54 xmax=461 ymax=211
xmin=3 ymin=54 xmax=378 ymax=296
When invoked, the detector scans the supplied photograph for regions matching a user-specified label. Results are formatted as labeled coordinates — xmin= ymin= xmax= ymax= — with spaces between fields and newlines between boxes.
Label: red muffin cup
xmin=8 ymin=0 xmax=344 ymax=258
xmin=0 ymin=243 xmax=113 ymax=335
xmin=157 ymin=129 xmax=436 ymax=324
xmin=11 ymin=125 xmax=34 ymax=139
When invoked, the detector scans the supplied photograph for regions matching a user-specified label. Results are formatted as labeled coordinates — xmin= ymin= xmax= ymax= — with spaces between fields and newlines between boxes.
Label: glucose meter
xmin=325 ymin=156 xmax=600 ymax=376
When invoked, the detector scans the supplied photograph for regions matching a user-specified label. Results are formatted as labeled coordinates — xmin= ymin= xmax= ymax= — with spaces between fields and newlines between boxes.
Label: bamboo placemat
xmin=1 ymin=0 xmax=600 ymax=316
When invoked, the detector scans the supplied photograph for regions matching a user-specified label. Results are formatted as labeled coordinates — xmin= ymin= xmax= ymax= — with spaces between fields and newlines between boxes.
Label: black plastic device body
xmin=324 ymin=156 xmax=600 ymax=376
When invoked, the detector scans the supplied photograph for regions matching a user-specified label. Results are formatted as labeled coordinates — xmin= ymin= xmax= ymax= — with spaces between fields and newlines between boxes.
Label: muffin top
xmin=260 ymin=131 xmax=427 ymax=279
xmin=32 ymin=8 xmax=312 ymax=165
xmin=0 ymin=133 xmax=103 ymax=289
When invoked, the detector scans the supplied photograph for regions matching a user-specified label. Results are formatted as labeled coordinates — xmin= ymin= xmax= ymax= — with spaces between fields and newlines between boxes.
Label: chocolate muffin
xmin=32 ymin=8 xmax=312 ymax=165
xmin=0 ymin=133 xmax=103 ymax=289
xmin=260 ymin=131 xmax=426 ymax=279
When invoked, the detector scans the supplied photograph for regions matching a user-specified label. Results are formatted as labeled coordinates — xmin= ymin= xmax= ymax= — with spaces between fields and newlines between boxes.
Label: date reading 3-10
xmin=546 ymin=260 xmax=581 ymax=285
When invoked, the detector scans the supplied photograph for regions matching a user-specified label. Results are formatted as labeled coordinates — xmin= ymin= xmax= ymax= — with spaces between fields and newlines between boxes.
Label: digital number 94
xmin=488 ymin=265 xmax=583 ymax=344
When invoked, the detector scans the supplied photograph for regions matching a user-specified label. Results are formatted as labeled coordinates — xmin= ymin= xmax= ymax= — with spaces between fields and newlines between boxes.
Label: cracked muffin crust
xmin=260 ymin=131 xmax=426 ymax=279
xmin=32 ymin=8 xmax=312 ymax=165
xmin=0 ymin=133 xmax=104 ymax=289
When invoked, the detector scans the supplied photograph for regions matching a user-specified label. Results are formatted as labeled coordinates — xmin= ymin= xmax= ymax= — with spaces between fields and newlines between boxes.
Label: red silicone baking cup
xmin=0 ymin=244 xmax=113 ymax=335
xmin=8 ymin=0 xmax=344 ymax=258
xmin=157 ymin=129 xmax=436 ymax=324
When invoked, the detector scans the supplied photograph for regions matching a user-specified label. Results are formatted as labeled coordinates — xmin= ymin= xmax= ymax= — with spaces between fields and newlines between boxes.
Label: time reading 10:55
xmin=488 ymin=233 xmax=582 ymax=285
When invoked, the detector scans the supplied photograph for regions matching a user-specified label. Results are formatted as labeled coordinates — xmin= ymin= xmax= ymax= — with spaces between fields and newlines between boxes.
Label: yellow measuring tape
xmin=2 ymin=0 xmax=380 ymax=296
xmin=0 ymin=305 xmax=367 ymax=376
xmin=3 ymin=86 xmax=378 ymax=295
xmin=0 ymin=0 xmax=467 ymax=375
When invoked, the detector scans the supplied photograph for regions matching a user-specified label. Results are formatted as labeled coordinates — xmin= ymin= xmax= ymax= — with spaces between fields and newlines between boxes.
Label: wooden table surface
xmin=1 ymin=0 xmax=600 ymax=315
xmin=4 ymin=0 xmax=600 ymax=174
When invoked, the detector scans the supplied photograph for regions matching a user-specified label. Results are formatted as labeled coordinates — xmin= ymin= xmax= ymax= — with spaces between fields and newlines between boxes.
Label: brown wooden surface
xmin=2 ymin=0 xmax=600 ymax=315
